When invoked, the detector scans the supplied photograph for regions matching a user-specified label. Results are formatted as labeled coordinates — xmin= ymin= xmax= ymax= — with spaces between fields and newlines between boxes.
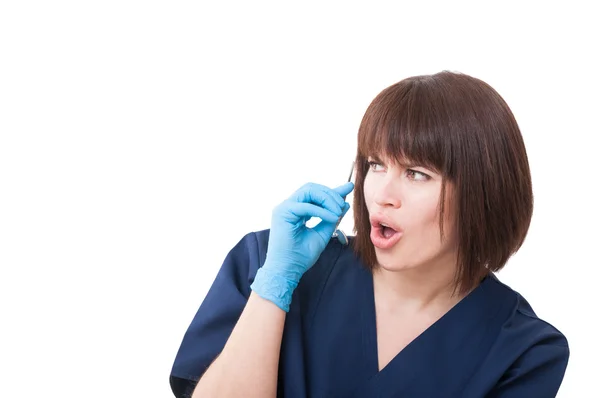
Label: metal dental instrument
xmin=332 ymin=160 xmax=355 ymax=245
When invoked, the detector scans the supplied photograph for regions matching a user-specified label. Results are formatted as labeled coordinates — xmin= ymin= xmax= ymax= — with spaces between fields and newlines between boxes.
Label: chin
xmin=377 ymin=263 xmax=417 ymax=273
xmin=374 ymin=250 xmax=418 ymax=272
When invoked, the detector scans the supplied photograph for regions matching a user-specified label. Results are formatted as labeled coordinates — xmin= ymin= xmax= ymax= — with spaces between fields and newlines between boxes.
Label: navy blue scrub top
xmin=170 ymin=229 xmax=569 ymax=397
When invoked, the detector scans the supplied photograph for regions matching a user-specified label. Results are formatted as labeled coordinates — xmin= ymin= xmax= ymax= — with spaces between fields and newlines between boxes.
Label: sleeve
xmin=169 ymin=231 xmax=266 ymax=398
xmin=487 ymin=335 xmax=570 ymax=398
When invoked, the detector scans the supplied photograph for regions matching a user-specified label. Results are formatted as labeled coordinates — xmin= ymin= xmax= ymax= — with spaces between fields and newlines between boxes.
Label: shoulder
xmin=242 ymin=228 xmax=354 ymax=284
xmin=482 ymin=274 xmax=569 ymax=396
xmin=489 ymin=273 xmax=568 ymax=349
xmin=249 ymin=228 xmax=354 ymax=272
xmin=249 ymin=229 xmax=361 ymax=310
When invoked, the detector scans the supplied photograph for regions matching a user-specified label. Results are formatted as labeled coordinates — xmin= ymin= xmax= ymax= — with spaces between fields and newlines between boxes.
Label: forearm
xmin=192 ymin=291 xmax=286 ymax=398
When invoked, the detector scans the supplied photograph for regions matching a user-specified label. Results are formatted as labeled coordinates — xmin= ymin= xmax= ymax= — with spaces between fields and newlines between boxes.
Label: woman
xmin=170 ymin=71 xmax=569 ymax=397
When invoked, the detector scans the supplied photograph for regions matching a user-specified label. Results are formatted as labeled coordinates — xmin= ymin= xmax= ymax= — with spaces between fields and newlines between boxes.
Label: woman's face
xmin=363 ymin=155 xmax=459 ymax=273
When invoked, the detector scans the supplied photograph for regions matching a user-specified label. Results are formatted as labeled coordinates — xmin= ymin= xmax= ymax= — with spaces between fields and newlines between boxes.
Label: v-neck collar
xmin=355 ymin=267 xmax=506 ymax=396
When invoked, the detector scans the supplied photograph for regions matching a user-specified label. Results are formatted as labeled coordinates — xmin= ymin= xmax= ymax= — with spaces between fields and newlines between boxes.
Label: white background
xmin=1 ymin=1 xmax=598 ymax=397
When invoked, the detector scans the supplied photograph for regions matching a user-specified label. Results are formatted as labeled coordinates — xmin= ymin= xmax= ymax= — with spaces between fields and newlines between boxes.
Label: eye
xmin=406 ymin=169 xmax=431 ymax=182
xmin=367 ymin=160 xmax=384 ymax=172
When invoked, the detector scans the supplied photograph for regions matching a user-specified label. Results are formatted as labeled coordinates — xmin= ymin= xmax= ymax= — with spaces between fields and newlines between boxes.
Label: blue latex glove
xmin=250 ymin=181 xmax=354 ymax=312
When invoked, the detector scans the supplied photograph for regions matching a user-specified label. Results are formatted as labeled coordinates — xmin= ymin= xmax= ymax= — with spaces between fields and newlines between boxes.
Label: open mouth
xmin=370 ymin=223 xmax=403 ymax=249
xmin=380 ymin=224 xmax=397 ymax=238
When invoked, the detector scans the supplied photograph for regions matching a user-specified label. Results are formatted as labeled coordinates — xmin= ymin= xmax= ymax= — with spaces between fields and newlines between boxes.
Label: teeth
xmin=381 ymin=223 xmax=389 ymax=227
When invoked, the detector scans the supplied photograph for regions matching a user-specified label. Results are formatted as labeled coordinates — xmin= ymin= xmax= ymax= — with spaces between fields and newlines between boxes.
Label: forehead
xmin=361 ymin=126 xmax=445 ymax=174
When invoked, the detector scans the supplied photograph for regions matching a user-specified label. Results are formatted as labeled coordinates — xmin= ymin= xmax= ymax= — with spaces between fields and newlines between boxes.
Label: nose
xmin=373 ymin=176 xmax=402 ymax=209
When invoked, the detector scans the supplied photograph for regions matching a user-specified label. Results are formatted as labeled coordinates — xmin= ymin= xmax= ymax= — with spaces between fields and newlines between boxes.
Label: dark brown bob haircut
xmin=350 ymin=70 xmax=533 ymax=295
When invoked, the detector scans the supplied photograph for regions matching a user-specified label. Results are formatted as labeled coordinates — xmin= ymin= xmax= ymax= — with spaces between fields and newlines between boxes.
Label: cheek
xmin=403 ymin=191 xmax=454 ymax=244
xmin=362 ymin=175 xmax=375 ymax=205
xmin=407 ymin=197 xmax=442 ymax=230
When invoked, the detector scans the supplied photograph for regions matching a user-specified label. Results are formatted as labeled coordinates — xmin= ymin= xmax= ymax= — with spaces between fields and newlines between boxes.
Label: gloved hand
xmin=250 ymin=181 xmax=354 ymax=312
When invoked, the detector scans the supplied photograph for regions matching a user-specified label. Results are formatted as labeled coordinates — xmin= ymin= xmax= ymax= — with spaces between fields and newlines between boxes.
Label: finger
xmin=282 ymin=202 xmax=342 ymax=224
xmin=289 ymin=183 xmax=344 ymax=215
xmin=332 ymin=181 xmax=354 ymax=199
xmin=312 ymin=203 xmax=350 ymax=237
xmin=291 ymin=182 xmax=346 ymax=209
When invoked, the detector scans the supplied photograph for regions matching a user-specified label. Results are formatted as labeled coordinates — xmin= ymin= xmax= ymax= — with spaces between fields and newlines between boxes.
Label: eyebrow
xmin=368 ymin=154 xmax=413 ymax=168
xmin=368 ymin=154 xmax=438 ymax=174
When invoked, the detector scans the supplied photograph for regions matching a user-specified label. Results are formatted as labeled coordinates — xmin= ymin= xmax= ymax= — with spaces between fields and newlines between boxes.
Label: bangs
xmin=357 ymin=79 xmax=452 ymax=176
